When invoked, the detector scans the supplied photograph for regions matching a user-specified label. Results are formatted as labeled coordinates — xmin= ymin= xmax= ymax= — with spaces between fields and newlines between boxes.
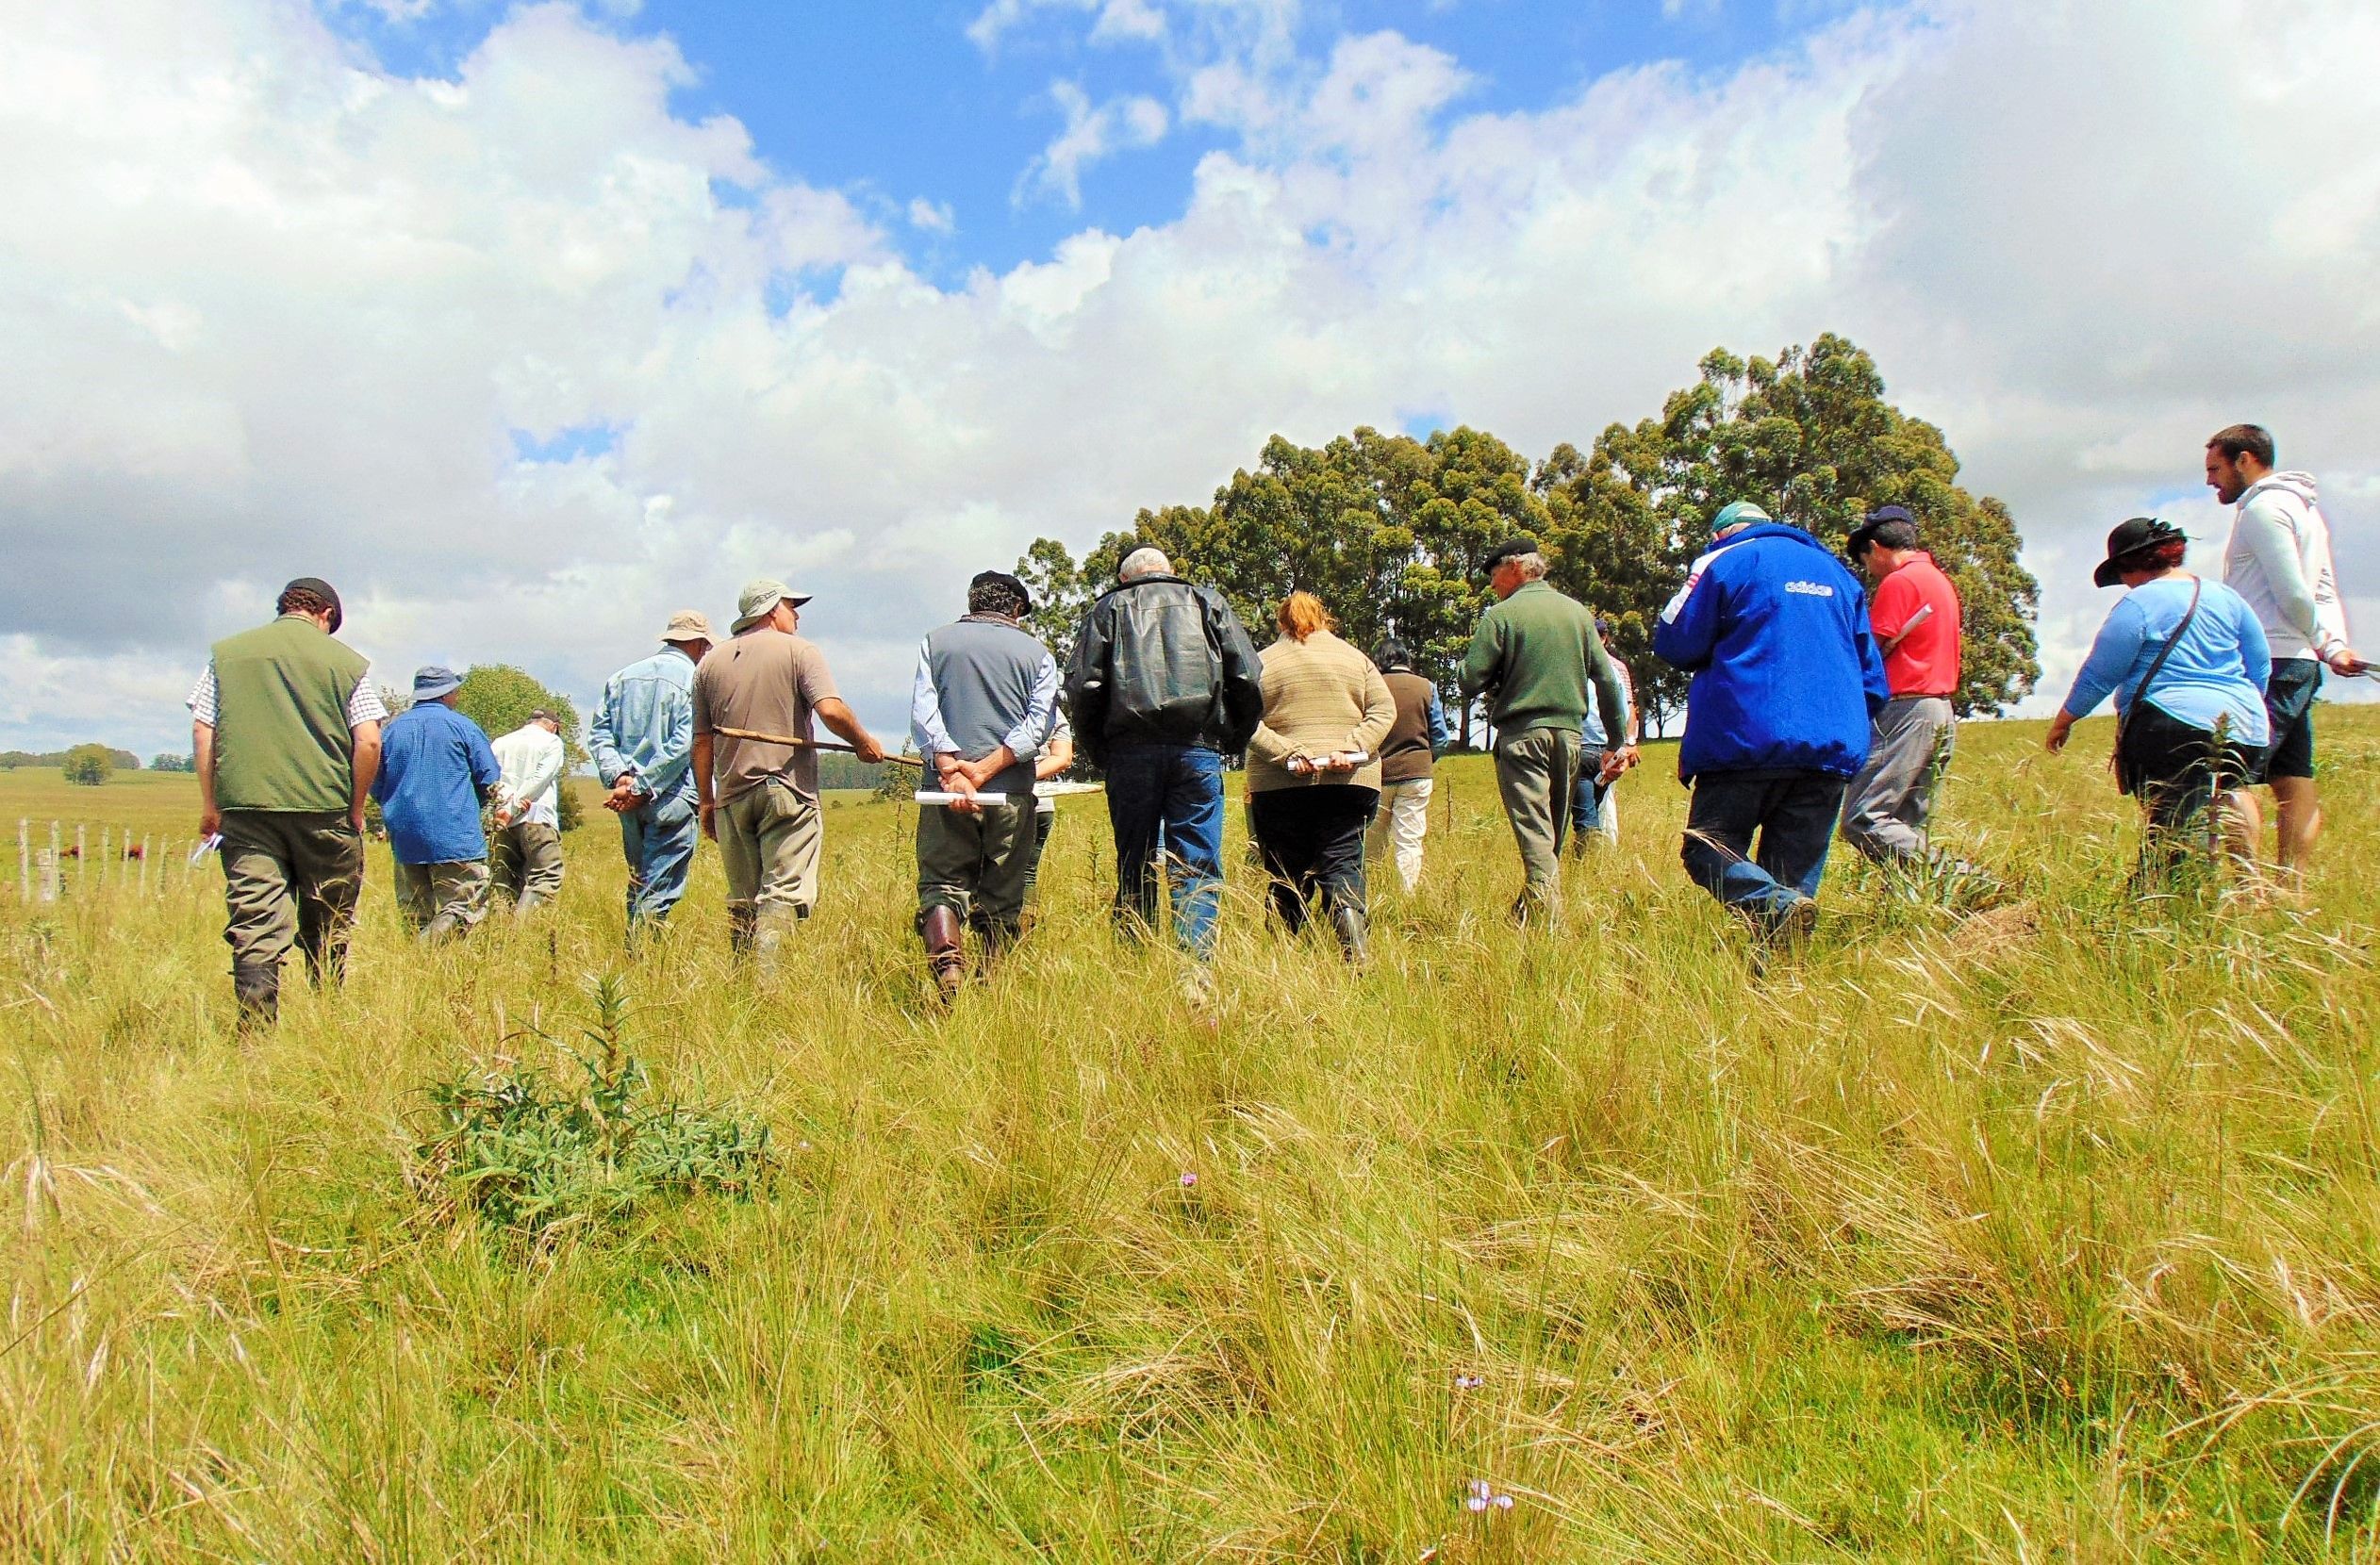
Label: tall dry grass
xmin=4 ymin=713 xmax=2380 ymax=1560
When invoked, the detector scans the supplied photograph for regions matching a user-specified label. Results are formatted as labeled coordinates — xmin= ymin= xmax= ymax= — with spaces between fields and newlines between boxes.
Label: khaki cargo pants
xmin=1495 ymin=726 xmax=1581 ymax=918
xmin=220 ymin=809 xmax=365 ymax=1025
xmin=491 ymin=821 xmax=566 ymax=914
xmin=394 ymin=859 xmax=491 ymax=942
xmin=719 ymin=777 xmax=823 ymax=968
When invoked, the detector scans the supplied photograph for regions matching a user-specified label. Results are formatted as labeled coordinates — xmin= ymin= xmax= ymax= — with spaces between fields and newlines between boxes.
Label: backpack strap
xmin=2114 ymin=576 xmax=2204 ymax=755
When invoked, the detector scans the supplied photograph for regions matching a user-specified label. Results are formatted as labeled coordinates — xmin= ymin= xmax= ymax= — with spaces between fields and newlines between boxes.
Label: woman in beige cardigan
xmin=1245 ymin=592 xmax=1397 ymax=961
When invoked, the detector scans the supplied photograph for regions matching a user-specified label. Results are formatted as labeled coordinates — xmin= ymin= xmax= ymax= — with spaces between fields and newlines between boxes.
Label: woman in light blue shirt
xmin=2045 ymin=517 xmax=2271 ymax=883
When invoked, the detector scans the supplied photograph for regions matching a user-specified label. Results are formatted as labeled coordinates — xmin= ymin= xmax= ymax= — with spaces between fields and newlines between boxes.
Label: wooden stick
xmin=710 ymin=726 xmax=926 ymax=767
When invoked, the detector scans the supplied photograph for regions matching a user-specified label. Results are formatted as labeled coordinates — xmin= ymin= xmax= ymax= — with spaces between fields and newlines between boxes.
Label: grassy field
xmin=5 ymin=711 xmax=2380 ymax=1559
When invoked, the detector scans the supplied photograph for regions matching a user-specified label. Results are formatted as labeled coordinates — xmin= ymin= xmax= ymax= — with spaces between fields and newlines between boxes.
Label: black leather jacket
xmin=1063 ymin=575 xmax=1264 ymax=763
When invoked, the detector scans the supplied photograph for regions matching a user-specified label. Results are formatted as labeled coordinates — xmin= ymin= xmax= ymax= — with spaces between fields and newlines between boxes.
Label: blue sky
xmin=335 ymin=0 xmax=1838 ymax=283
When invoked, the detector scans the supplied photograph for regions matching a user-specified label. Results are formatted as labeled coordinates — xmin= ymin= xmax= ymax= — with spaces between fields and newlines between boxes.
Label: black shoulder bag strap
xmin=2111 ymin=576 xmax=2203 ymax=778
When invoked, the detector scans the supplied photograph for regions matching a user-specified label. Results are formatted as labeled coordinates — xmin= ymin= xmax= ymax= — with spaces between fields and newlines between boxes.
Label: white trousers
xmin=1364 ymin=778 xmax=1434 ymax=892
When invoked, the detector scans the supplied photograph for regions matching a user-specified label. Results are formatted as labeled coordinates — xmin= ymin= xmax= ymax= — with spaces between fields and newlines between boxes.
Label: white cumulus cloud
xmin=0 ymin=0 xmax=2375 ymax=761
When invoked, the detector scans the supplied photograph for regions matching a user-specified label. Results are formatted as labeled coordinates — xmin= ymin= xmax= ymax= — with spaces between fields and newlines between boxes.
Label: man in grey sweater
xmin=910 ymin=570 xmax=1061 ymax=1000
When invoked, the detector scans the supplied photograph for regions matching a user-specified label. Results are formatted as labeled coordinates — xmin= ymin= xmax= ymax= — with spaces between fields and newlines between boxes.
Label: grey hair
xmin=1513 ymin=552 xmax=1549 ymax=582
xmin=1119 ymin=547 xmax=1172 ymax=583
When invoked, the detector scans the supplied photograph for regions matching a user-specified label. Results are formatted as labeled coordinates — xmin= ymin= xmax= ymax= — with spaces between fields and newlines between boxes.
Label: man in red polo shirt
xmin=1839 ymin=506 xmax=1978 ymax=881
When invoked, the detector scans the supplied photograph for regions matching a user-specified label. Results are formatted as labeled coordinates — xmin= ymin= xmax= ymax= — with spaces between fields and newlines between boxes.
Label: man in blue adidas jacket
xmin=1654 ymin=502 xmax=1890 ymax=944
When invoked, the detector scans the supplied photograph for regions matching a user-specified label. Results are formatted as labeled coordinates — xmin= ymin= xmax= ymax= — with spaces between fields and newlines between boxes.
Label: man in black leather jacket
xmin=1064 ymin=547 xmax=1264 ymax=959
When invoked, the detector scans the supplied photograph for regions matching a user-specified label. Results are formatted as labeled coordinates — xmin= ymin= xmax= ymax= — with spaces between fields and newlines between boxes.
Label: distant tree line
xmin=1016 ymin=336 xmax=2040 ymax=739
xmin=3 ymin=747 xmax=142 ymax=772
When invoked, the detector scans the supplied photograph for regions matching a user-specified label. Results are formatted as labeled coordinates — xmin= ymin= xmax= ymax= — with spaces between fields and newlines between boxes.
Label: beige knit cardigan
xmin=1244 ymin=630 xmax=1397 ymax=795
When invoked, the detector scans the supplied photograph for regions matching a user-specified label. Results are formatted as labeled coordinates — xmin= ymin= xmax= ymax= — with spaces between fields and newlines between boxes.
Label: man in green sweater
xmin=1460 ymin=537 xmax=1635 ymax=920
xmin=188 ymin=577 xmax=386 ymax=1028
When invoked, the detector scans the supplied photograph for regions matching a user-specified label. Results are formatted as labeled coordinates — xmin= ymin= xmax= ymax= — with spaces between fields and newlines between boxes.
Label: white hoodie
xmin=2223 ymin=470 xmax=2349 ymax=663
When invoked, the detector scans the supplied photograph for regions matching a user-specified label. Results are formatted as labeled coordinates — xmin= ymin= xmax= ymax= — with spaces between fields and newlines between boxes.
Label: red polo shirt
xmin=1870 ymin=552 xmax=1961 ymax=697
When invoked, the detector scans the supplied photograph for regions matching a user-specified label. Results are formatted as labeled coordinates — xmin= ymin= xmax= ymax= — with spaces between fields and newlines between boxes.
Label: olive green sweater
xmin=1459 ymin=581 xmax=1628 ymax=741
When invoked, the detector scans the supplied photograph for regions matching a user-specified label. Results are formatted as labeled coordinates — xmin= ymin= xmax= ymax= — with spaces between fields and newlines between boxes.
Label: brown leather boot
xmin=921 ymin=906 xmax=966 ymax=1003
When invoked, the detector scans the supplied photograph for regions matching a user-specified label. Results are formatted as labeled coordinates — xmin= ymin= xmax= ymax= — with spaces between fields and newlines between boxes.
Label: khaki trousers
xmin=394 ymin=859 xmax=490 ymax=942
xmin=718 ymin=778 xmax=823 ymax=964
xmin=220 ymin=809 xmax=365 ymax=1021
xmin=1495 ymin=727 xmax=1580 ymax=913
xmin=491 ymin=821 xmax=566 ymax=913
xmin=916 ymin=799 xmax=1033 ymax=939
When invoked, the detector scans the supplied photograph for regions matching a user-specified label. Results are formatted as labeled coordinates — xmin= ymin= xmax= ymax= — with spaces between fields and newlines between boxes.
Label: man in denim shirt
xmin=589 ymin=610 xmax=715 ymax=936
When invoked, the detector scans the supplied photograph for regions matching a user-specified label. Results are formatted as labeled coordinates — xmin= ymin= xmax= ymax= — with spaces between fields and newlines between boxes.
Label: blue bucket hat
xmin=411 ymin=665 xmax=463 ymax=701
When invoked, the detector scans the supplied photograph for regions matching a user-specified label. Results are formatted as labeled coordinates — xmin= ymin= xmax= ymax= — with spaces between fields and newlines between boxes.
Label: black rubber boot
xmin=231 ymin=963 xmax=279 ymax=1031
xmin=1330 ymin=904 xmax=1370 ymax=965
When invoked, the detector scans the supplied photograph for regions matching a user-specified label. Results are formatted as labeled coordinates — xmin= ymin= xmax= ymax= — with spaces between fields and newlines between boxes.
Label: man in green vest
xmin=187 ymin=577 xmax=387 ymax=1028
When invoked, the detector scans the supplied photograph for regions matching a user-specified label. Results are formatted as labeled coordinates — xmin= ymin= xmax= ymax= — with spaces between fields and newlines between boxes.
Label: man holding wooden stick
xmin=907 ymin=570 xmax=1060 ymax=1001
xmin=691 ymin=578 xmax=886 ymax=967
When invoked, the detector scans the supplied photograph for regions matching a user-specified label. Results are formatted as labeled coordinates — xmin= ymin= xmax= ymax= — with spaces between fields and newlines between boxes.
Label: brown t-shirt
xmin=691 ymin=629 xmax=840 ymax=801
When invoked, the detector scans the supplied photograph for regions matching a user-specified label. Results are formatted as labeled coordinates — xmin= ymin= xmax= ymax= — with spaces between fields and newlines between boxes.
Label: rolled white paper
xmin=917 ymin=791 xmax=1012 ymax=806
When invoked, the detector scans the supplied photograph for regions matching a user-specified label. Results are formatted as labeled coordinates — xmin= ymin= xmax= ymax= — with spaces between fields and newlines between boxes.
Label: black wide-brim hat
xmin=2092 ymin=516 xmax=2187 ymax=588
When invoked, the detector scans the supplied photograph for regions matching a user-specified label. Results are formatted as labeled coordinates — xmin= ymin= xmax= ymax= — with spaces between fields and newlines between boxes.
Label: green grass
xmin=6 ymin=712 xmax=2380 ymax=1559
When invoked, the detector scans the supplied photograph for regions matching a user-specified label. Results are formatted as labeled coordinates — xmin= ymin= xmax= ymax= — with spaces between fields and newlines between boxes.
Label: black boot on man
xmin=231 ymin=962 xmax=280 ymax=1031
xmin=1330 ymin=903 xmax=1370 ymax=965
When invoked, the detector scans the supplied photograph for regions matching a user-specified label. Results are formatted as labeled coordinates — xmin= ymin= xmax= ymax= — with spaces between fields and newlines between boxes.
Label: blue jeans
xmin=1102 ymin=744 xmax=1225 ymax=958
xmin=1569 ymin=771 xmax=1607 ymax=837
xmin=1680 ymin=771 xmax=1846 ymax=930
xmin=620 ymin=786 xmax=698 ymax=928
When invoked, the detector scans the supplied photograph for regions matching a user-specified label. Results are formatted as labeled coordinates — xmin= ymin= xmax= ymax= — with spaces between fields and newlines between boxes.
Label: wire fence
xmin=11 ymin=817 xmax=217 ymax=905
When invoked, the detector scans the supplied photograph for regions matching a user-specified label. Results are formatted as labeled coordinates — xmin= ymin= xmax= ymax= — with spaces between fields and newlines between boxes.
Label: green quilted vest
xmin=209 ymin=615 xmax=372 ymax=812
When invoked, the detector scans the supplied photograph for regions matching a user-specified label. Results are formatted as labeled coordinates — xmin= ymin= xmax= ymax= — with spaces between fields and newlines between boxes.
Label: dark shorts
xmin=2259 ymin=659 xmax=2323 ymax=782
xmin=2118 ymin=701 xmax=2258 ymax=833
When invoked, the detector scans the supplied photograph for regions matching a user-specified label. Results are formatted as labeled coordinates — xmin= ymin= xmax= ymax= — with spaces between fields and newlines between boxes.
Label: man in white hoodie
xmin=2207 ymin=423 xmax=2369 ymax=874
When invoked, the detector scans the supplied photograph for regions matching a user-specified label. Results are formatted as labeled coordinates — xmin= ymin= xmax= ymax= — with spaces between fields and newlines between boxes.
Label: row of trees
xmin=7 ymin=746 xmax=141 ymax=774
xmin=1016 ymin=337 xmax=2039 ymax=738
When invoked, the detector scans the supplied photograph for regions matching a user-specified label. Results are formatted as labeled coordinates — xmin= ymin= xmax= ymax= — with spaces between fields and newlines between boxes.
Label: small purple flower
xmin=1463 ymin=1478 xmax=1515 ymax=1514
xmin=1454 ymin=1374 xmax=1484 ymax=1391
xmin=1180 ymin=1171 xmax=1198 ymax=1187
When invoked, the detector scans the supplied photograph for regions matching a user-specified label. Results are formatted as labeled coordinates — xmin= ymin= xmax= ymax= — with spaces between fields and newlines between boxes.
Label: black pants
xmin=1248 ymin=786 xmax=1377 ymax=933
xmin=2118 ymin=701 xmax=2257 ymax=880
xmin=1022 ymin=808 xmax=1055 ymax=898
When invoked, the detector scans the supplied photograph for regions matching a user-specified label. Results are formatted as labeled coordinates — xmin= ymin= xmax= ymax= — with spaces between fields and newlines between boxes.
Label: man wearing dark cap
xmin=1459 ymin=537 xmax=1633 ymax=920
xmin=908 ymin=570 xmax=1060 ymax=1000
xmin=1838 ymin=505 xmax=1980 ymax=883
xmin=693 ymin=578 xmax=887 ymax=968
xmin=373 ymin=666 xmax=504 ymax=942
xmin=187 ymin=576 xmax=386 ymax=1028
